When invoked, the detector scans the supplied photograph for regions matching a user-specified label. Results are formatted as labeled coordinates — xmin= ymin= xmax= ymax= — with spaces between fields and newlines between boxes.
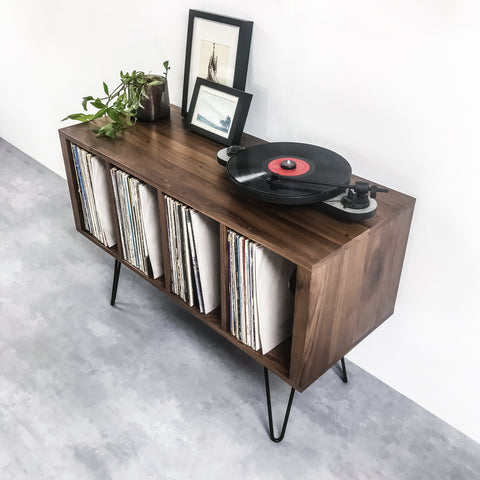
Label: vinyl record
xmin=226 ymin=142 xmax=352 ymax=205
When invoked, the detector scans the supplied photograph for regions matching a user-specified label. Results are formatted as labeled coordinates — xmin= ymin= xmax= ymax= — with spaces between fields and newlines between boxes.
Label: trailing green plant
xmin=63 ymin=61 xmax=170 ymax=138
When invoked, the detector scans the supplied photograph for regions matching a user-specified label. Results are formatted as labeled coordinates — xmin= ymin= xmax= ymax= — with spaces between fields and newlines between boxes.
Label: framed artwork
xmin=182 ymin=9 xmax=253 ymax=117
xmin=187 ymin=78 xmax=252 ymax=146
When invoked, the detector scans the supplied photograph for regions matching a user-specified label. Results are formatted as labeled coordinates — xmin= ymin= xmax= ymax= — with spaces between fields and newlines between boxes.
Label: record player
xmin=217 ymin=142 xmax=388 ymax=221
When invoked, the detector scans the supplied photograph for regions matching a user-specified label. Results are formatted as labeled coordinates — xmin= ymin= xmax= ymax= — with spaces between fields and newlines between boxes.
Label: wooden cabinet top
xmin=59 ymin=106 xmax=415 ymax=271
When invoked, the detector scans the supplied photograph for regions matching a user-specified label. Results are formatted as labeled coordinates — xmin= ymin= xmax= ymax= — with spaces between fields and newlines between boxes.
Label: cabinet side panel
xmin=290 ymin=205 xmax=415 ymax=391
xmin=356 ymin=205 xmax=415 ymax=340
xmin=290 ymin=259 xmax=345 ymax=391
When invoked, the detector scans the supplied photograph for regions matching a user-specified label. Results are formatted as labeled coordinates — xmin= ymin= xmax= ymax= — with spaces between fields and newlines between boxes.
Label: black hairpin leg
xmin=110 ymin=259 xmax=121 ymax=306
xmin=264 ymin=367 xmax=296 ymax=443
xmin=340 ymin=357 xmax=348 ymax=383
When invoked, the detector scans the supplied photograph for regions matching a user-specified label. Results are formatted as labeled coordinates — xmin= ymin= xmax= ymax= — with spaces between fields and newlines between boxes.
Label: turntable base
xmin=218 ymin=143 xmax=388 ymax=221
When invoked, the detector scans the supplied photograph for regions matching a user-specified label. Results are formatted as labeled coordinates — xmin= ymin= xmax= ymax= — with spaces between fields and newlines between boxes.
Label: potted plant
xmin=63 ymin=61 xmax=170 ymax=138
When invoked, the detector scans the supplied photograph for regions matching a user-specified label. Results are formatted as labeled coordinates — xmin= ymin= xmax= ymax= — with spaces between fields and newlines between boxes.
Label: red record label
xmin=267 ymin=157 xmax=311 ymax=176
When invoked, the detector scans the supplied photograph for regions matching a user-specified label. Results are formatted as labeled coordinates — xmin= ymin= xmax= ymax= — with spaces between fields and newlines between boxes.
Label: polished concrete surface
xmin=1 ymin=137 xmax=479 ymax=479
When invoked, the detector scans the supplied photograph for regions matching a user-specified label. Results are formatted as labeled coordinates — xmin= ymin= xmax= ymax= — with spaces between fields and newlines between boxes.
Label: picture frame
xmin=182 ymin=9 xmax=253 ymax=117
xmin=186 ymin=78 xmax=252 ymax=146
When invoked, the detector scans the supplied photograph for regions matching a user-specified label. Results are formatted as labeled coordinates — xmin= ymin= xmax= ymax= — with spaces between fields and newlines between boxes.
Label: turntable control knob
xmin=280 ymin=159 xmax=297 ymax=170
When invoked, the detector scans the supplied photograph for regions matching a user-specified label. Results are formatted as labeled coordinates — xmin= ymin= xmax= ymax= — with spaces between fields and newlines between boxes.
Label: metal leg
xmin=340 ymin=357 xmax=348 ymax=383
xmin=264 ymin=367 xmax=296 ymax=443
xmin=110 ymin=259 xmax=121 ymax=306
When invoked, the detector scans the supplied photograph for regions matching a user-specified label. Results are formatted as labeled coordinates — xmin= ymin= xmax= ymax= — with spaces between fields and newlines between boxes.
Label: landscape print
xmin=194 ymin=87 xmax=238 ymax=137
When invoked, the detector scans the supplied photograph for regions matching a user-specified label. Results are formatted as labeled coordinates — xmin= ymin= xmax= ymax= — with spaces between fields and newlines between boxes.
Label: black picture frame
xmin=186 ymin=78 xmax=252 ymax=146
xmin=182 ymin=9 xmax=253 ymax=117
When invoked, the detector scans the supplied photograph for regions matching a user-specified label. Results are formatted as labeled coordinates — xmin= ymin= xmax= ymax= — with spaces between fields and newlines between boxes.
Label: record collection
xmin=110 ymin=168 xmax=164 ymax=278
xmin=228 ymin=229 xmax=295 ymax=354
xmin=71 ymin=144 xmax=116 ymax=247
xmin=164 ymin=195 xmax=220 ymax=314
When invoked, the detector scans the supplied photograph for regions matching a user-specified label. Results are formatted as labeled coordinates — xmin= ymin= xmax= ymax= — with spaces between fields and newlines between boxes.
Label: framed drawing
xmin=182 ymin=9 xmax=253 ymax=117
xmin=186 ymin=78 xmax=252 ymax=146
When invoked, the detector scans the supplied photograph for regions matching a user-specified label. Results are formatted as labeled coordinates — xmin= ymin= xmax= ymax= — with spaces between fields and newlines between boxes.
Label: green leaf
xmin=163 ymin=60 xmax=170 ymax=77
xmin=102 ymin=121 xmax=125 ymax=138
xmin=113 ymin=99 xmax=125 ymax=111
xmin=61 ymin=113 xmax=95 ymax=122
xmin=81 ymin=96 xmax=94 ymax=110
xmin=95 ymin=123 xmax=113 ymax=137
xmin=91 ymin=98 xmax=106 ymax=109
xmin=93 ymin=107 xmax=107 ymax=119
xmin=103 ymin=82 xmax=109 ymax=95
xmin=103 ymin=127 xmax=116 ymax=138
xmin=107 ymin=107 xmax=120 ymax=122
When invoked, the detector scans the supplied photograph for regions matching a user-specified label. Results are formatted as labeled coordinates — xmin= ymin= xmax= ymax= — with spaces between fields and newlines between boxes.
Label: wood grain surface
xmin=59 ymin=106 xmax=415 ymax=391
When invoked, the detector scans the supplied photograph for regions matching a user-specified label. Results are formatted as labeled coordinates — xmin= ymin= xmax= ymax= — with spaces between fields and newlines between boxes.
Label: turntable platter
xmin=226 ymin=142 xmax=352 ymax=205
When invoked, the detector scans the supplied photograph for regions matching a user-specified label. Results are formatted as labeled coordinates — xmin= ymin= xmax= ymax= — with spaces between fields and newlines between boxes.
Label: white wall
xmin=1 ymin=0 xmax=479 ymax=443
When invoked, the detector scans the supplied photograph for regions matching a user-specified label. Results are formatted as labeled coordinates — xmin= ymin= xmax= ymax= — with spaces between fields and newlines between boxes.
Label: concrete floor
xmin=1 ymin=137 xmax=479 ymax=479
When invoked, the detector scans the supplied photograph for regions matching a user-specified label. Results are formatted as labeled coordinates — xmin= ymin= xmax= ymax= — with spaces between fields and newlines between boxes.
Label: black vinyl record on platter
xmin=226 ymin=142 xmax=352 ymax=205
